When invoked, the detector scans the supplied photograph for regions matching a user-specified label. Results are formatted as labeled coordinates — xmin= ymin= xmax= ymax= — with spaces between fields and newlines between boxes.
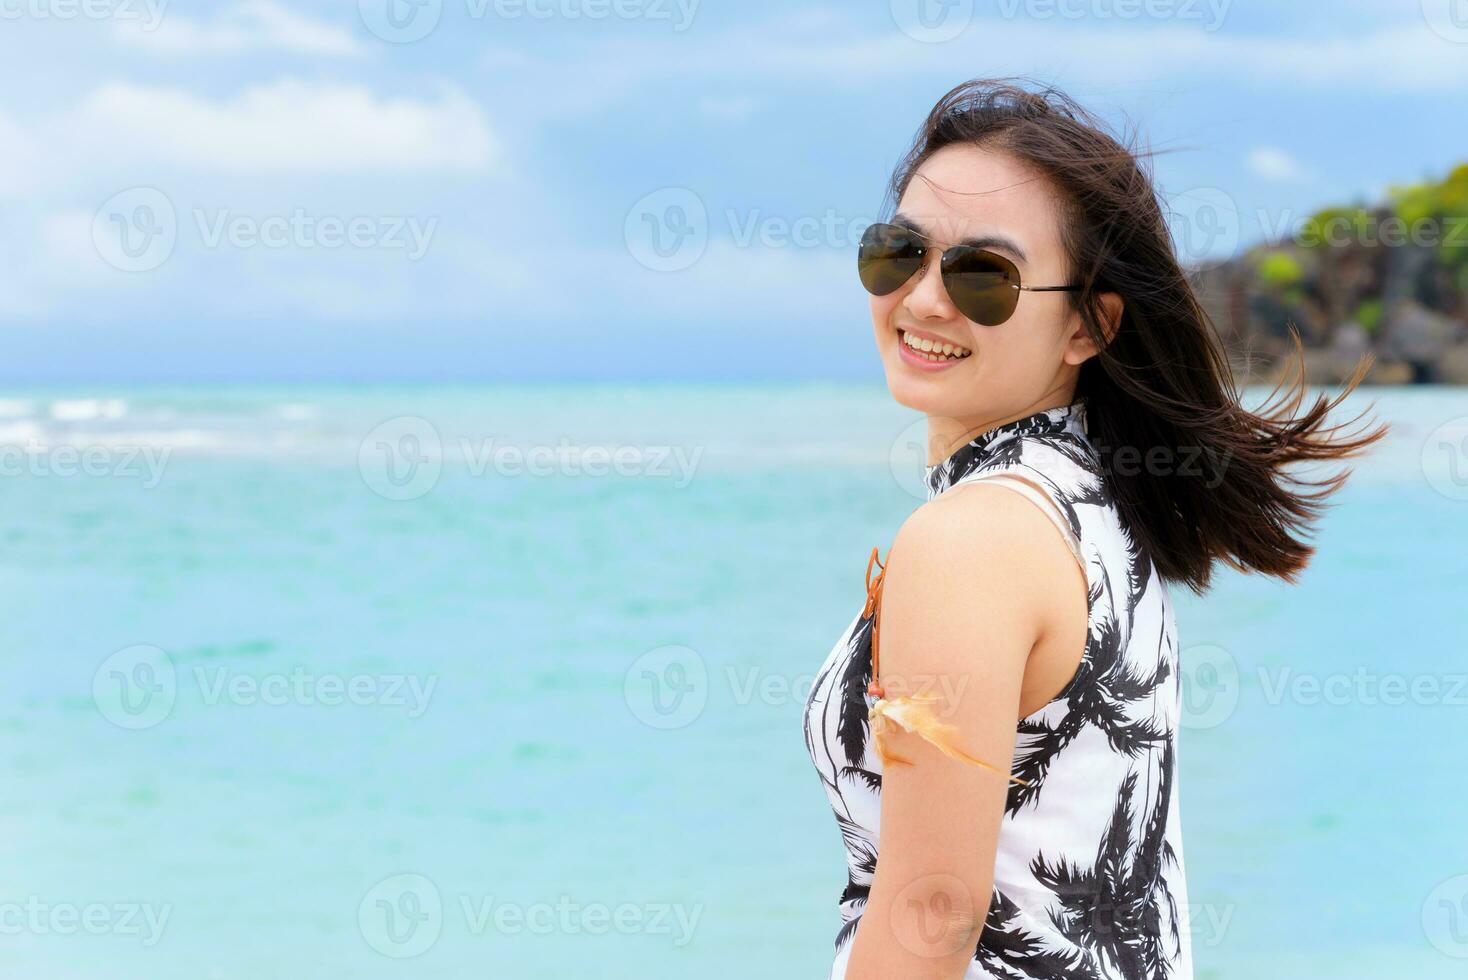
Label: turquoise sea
xmin=1 ymin=383 xmax=1465 ymax=979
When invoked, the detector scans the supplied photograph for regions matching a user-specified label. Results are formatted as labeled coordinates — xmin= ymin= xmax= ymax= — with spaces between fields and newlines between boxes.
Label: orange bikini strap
xmin=862 ymin=546 xmax=888 ymax=699
xmin=859 ymin=542 xmax=1031 ymax=786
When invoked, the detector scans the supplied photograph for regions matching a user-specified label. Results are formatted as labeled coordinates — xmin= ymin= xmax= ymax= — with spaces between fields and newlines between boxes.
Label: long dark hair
xmin=887 ymin=79 xmax=1386 ymax=595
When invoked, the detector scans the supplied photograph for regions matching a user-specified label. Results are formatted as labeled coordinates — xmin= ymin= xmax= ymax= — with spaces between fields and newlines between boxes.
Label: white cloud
xmin=0 ymin=111 xmax=44 ymax=198
xmin=69 ymin=79 xmax=499 ymax=175
xmin=0 ymin=204 xmax=487 ymax=321
xmin=1246 ymin=146 xmax=1311 ymax=182
xmin=0 ymin=209 xmax=115 ymax=317
xmin=0 ymin=75 xmax=513 ymax=320
xmin=482 ymin=20 xmax=1468 ymax=102
xmin=0 ymin=203 xmax=853 ymax=324
xmin=481 ymin=46 xmax=539 ymax=71
xmin=113 ymin=0 xmax=367 ymax=58
xmin=697 ymin=96 xmax=757 ymax=122
xmin=613 ymin=239 xmax=851 ymax=321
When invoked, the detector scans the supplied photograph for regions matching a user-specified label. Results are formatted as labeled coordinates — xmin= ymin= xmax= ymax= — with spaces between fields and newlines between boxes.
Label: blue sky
xmin=2 ymin=0 xmax=1465 ymax=381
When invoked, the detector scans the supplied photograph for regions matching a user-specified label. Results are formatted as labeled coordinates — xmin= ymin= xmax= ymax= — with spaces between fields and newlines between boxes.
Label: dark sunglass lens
xmin=942 ymin=248 xmax=1019 ymax=325
xmin=858 ymin=224 xmax=923 ymax=296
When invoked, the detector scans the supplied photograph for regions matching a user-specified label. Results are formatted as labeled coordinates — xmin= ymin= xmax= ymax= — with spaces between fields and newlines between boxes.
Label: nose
xmin=902 ymin=251 xmax=958 ymax=322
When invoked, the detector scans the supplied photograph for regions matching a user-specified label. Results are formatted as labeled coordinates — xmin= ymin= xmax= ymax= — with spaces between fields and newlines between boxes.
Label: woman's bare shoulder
xmin=885 ymin=482 xmax=1081 ymax=632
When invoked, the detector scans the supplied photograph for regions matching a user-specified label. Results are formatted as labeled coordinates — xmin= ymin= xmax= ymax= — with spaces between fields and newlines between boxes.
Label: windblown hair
xmin=887 ymin=79 xmax=1386 ymax=594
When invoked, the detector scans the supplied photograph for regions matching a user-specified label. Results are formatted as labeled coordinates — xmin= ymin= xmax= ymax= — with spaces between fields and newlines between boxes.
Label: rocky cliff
xmin=1190 ymin=163 xmax=1468 ymax=384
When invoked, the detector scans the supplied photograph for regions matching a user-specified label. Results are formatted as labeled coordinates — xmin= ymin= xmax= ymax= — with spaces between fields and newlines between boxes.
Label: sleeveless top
xmin=802 ymin=400 xmax=1194 ymax=980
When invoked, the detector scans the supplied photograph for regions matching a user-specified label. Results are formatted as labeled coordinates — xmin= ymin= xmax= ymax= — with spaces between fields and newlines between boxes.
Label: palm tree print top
xmin=803 ymin=400 xmax=1194 ymax=980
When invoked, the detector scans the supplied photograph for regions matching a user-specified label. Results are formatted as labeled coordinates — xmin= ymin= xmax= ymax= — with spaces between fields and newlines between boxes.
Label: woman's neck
xmin=924 ymin=386 xmax=1078 ymax=466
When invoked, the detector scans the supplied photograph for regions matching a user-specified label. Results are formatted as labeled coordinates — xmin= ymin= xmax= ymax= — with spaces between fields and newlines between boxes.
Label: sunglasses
xmin=857 ymin=222 xmax=1082 ymax=326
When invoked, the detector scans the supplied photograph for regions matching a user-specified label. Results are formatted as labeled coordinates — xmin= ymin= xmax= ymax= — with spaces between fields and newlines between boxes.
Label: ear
xmin=1062 ymin=291 xmax=1124 ymax=366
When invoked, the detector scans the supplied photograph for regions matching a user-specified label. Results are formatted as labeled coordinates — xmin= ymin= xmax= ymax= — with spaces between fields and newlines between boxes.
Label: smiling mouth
xmin=899 ymin=329 xmax=972 ymax=362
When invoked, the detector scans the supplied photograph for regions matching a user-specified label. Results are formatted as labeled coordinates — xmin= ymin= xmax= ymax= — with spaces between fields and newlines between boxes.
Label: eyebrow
xmin=891 ymin=212 xmax=1029 ymax=265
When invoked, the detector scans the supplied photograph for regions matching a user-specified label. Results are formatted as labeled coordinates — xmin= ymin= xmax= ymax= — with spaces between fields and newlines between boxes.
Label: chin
xmin=877 ymin=326 xmax=984 ymax=417
xmin=883 ymin=367 xmax=959 ymax=416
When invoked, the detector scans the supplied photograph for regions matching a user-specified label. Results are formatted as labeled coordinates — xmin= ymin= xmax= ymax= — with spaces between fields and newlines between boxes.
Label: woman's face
xmin=870 ymin=143 xmax=1100 ymax=432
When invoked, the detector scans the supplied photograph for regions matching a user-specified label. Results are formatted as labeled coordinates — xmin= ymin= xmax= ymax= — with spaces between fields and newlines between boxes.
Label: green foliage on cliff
xmin=1355 ymin=299 xmax=1384 ymax=336
xmin=1199 ymin=161 xmax=1467 ymax=381
xmin=1257 ymin=250 xmax=1305 ymax=288
xmin=1389 ymin=163 xmax=1468 ymax=270
xmin=1299 ymin=206 xmax=1374 ymax=249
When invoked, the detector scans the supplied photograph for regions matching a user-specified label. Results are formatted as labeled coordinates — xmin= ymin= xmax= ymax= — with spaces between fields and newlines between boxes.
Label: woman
xmin=802 ymin=79 xmax=1383 ymax=980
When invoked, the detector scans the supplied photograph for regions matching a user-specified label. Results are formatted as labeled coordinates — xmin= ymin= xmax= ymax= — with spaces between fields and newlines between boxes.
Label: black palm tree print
xmin=803 ymin=401 xmax=1193 ymax=978
xmin=1022 ymin=741 xmax=1183 ymax=980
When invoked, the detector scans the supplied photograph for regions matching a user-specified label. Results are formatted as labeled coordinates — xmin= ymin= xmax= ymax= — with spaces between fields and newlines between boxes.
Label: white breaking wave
xmin=48 ymin=399 xmax=128 ymax=422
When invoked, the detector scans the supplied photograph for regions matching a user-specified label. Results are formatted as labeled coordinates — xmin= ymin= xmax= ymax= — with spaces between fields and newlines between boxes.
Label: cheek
xmin=973 ymin=317 xmax=1048 ymax=371
xmin=869 ymin=292 xmax=899 ymax=329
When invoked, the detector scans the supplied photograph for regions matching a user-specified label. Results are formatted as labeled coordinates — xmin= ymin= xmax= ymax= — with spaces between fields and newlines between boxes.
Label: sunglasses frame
xmin=858 ymin=221 xmax=1083 ymax=326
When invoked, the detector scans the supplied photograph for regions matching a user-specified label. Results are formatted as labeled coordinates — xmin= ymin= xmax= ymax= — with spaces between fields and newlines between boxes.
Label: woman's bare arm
xmin=844 ymin=483 xmax=1080 ymax=980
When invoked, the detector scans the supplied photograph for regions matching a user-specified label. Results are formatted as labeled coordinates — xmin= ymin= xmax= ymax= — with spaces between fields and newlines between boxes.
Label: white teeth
xmin=901 ymin=331 xmax=970 ymax=360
